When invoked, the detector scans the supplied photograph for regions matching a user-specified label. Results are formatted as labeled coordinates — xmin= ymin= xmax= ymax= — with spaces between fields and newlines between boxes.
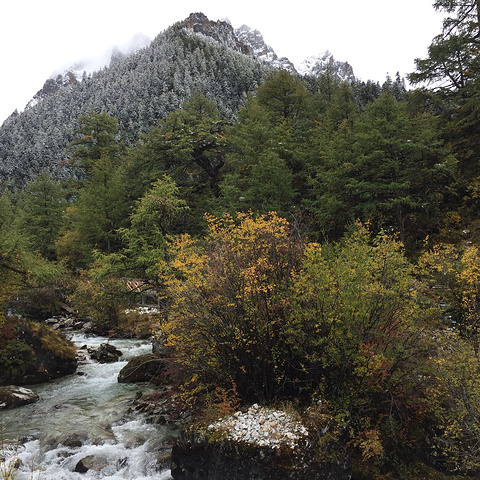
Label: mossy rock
xmin=171 ymin=418 xmax=351 ymax=480
xmin=0 ymin=318 xmax=77 ymax=385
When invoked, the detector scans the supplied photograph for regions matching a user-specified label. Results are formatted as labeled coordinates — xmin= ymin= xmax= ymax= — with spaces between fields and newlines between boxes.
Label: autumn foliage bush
xmin=160 ymin=215 xmax=434 ymax=467
xmin=161 ymin=212 xmax=305 ymax=404
xmin=152 ymin=211 xmax=480 ymax=476
xmin=291 ymin=223 xmax=425 ymax=407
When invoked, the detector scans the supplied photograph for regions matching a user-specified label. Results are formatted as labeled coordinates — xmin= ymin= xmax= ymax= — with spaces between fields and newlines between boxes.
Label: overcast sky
xmin=1 ymin=0 xmax=444 ymax=124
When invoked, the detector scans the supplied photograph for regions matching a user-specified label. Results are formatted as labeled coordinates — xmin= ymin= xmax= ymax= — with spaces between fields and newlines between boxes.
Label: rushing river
xmin=0 ymin=333 xmax=173 ymax=480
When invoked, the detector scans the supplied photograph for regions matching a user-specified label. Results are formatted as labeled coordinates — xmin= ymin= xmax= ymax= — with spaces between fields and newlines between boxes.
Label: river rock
xmin=0 ymin=385 xmax=39 ymax=409
xmin=60 ymin=432 xmax=89 ymax=448
xmin=88 ymin=343 xmax=123 ymax=363
xmin=75 ymin=455 xmax=109 ymax=473
xmin=117 ymin=353 xmax=165 ymax=384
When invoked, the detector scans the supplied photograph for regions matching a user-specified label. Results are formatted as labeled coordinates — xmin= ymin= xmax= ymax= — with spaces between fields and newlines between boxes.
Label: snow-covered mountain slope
xmin=234 ymin=24 xmax=296 ymax=72
xmin=23 ymin=13 xmax=355 ymax=115
xmin=25 ymin=33 xmax=152 ymax=110
xmin=298 ymin=51 xmax=355 ymax=82
xmin=0 ymin=12 xmax=361 ymax=188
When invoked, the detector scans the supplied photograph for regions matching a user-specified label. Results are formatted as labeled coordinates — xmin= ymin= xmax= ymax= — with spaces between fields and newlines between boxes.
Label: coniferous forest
xmin=3 ymin=3 xmax=480 ymax=478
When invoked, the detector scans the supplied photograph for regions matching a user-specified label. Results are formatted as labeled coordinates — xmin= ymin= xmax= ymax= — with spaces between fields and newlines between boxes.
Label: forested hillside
xmin=0 ymin=15 xmax=268 ymax=188
xmin=3 ymin=3 xmax=480 ymax=478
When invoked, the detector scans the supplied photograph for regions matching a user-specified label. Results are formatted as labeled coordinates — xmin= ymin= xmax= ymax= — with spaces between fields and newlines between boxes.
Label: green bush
xmin=0 ymin=340 xmax=36 ymax=381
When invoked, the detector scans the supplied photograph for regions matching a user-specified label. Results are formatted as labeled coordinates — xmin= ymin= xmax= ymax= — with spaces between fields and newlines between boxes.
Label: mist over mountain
xmin=24 ymin=33 xmax=153 ymax=113
xmin=0 ymin=12 xmax=355 ymax=188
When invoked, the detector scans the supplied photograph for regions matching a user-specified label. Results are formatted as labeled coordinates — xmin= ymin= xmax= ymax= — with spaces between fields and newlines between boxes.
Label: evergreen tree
xmin=409 ymin=0 xmax=480 ymax=93
xmin=308 ymin=92 xmax=455 ymax=245
xmin=218 ymin=97 xmax=292 ymax=216
xmin=109 ymin=175 xmax=188 ymax=280
xmin=256 ymin=70 xmax=311 ymax=122
xmin=159 ymin=92 xmax=228 ymax=197
xmin=409 ymin=1 xmax=480 ymax=235
xmin=0 ymin=187 xmax=62 ymax=324
xmin=124 ymin=93 xmax=229 ymax=234
xmin=245 ymin=153 xmax=295 ymax=216
xmin=16 ymin=173 xmax=68 ymax=260
xmin=56 ymin=112 xmax=128 ymax=267
xmin=219 ymin=71 xmax=315 ymax=217
xmin=67 ymin=111 xmax=121 ymax=175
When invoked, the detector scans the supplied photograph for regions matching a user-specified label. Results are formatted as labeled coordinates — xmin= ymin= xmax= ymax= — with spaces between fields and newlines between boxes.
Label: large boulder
xmin=171 ymin=405 xmax=351 ymax=480
xmin=118 ymin=353 xmax=165 ymax=384
xmin=0 ymin=385 xmax=39 ymax=409
xmin=0 ymin=319 xmax=77 ymax=385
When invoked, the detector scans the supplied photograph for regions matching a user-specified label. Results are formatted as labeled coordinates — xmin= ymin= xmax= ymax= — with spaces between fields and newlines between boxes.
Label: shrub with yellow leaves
xmin=161 ymin=211 xmax=304 ymax=405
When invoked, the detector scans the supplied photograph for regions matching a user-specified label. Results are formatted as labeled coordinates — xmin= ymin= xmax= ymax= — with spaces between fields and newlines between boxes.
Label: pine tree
xmin=115 ymin=175 xmax=188 ymax=280
xmin=16 ymin=173 xmax=68 ymax=260
xmin=67 ymin=111 xmax=121 ymax=176
xmin=308 ymin=92 xmax=455 ymax=245
xmin=409 ymin=0 xmax=480 ymax=92
xmin=57 ymin=112 xmax=129 ymax=267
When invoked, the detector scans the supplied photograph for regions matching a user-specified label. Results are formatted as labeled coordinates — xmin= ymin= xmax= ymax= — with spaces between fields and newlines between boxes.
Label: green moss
xmin=0 ymin=318 xmax=77 ymax=384
xmin=31 ymin=323 xmax=76 ymax=360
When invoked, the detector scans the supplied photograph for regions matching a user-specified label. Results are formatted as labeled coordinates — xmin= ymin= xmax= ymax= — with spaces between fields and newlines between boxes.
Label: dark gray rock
xmin=60 ymin=432 xmax=88 ymax=448
xmin=171 ymin=425 xmax=351 ymax=480
xmin=118 ymin=354 xmax=165 ymax=384
xmin=88 ymin=343 xmax=123 ymax=363
xmin=0 ymin=386 xmax=39 ymax=409
xmin=75 ymin=455 xmax=109 ymax=473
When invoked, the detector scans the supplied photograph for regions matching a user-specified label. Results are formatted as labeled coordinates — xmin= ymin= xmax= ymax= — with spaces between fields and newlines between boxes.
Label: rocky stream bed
xmin=0 ymin=316 xmax=353 ymax=479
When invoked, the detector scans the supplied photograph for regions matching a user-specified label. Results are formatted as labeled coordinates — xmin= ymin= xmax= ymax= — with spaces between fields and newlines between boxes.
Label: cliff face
xmin=180 ymin=12 xmax=296 ymax=72
xmin=181 ymin=12 xmax=247 ymax=54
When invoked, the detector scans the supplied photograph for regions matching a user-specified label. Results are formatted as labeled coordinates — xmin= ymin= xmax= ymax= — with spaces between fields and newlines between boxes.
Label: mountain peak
xmin=181 ymin=12 xmax=247 ymax=54
xmin=298 ymin=51 xmax=355 ymax=82
xmin=180 ymin=13 xmax=295 ymax=72
xmin=234 ymin=24 xmax=295 ymax=72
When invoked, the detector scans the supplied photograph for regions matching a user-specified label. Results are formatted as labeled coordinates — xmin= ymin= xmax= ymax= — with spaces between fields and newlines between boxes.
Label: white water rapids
xmin=0 ymin=333 xmax=173 ymax=479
